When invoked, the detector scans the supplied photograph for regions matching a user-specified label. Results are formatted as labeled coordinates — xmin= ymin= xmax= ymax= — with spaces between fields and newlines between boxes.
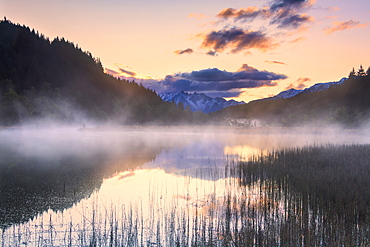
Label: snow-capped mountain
xmin=159 ymin=78 xmax=346 ymax=113
xmin=299 ymin=77 xmax=347 ymax=95
xmin=274 ymin=88 xmax=302 ymax=99
xmin=159 ymin=91 xmax=245 ymax=113
xmin=255 ymin=77 xmax=347 ymax=102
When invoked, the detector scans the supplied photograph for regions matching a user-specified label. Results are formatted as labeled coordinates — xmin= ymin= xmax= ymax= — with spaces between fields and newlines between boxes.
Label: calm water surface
xmin=0 ymin=127 xmax=368 ymax=246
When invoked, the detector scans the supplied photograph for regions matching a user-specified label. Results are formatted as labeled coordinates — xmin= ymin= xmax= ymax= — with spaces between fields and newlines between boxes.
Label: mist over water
xmin=2 ymin=125 xmax=368 ymax=170
xmin=0 ymin=125 xmax=369 ymax=245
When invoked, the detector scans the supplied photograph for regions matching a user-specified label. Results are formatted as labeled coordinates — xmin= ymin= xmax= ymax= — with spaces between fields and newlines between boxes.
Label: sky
xmin=1 ymin=0 xmax=370 ymax=102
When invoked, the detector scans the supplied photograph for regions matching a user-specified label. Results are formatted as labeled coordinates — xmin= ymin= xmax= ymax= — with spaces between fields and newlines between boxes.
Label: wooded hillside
xmin=214 ymin=67 xmax=370 ymax=127
xmin=0 ymin=19 xmax=204 ymax=126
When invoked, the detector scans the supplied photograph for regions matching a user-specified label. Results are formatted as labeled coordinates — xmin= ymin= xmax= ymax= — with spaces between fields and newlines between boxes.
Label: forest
xmin=213 ymin=66 xmax=370 ymax=127
xmin=0 ymin=19 xmax=206 ymax=126
xmin=1 ymin=18 xmax=369 ymax=128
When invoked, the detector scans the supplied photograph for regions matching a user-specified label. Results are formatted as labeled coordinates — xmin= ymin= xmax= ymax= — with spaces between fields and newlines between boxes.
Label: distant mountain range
xmin=253 ymin=77 xmax=348 ymax=102
xmin=213 ymin=72 xmax=370 ymax=127
xmin=159 ymin=78 xmax=347 ymax=114
xmin=159 ymin=91 xmax=245 ymax=113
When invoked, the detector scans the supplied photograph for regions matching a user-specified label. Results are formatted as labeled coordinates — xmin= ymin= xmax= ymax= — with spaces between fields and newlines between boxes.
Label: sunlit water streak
xmin=2 ymin=169 xmax=269 ymax=246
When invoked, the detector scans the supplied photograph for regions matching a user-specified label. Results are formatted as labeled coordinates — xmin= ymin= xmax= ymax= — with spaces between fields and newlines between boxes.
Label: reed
xmin=238 ymin=144 xmax=370 ymax=246
xmin=1 ymin=144 xmax=369 ymax=246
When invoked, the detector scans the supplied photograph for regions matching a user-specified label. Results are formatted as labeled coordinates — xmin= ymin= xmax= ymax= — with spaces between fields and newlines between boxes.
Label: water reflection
xmin=0 ymin=128 xmax=182 ymax=229
xmin=224 ymin=145 xmax=266 ymax=160
xmin=2 ymin=168 xmax=261 ymax=246
xmin=1 ymin=127 xmax=369 ymax=246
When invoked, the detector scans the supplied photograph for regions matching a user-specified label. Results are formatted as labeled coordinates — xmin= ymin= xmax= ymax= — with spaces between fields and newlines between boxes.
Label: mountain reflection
xmin=0 ymin=128 xmax=186 ymax=229
xmin=1 ymin=127 xmax=368 ymax=231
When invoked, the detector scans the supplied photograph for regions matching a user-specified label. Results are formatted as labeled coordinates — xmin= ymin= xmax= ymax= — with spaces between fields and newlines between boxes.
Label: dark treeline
xmin=0 ymin=19 xmax=207 ymax=126
xmin=214 ymin=66 xmax=370 ymax=127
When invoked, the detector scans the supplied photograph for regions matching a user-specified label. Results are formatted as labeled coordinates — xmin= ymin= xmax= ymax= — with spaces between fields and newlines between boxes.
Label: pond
xmin=0 ymin=127 xmax=369 ymax=246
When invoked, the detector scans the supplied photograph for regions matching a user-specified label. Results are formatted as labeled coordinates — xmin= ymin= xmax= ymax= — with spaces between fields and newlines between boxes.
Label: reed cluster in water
xmin=237 ymin=144 xmax=370 ymax=246
xmin=1 ymin=144 xmax=369 ymax=246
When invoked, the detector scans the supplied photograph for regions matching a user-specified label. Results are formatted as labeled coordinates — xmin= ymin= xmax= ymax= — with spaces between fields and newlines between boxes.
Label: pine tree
xmin=356 ymin=65 xmax=366 ymax=77
xmin=348 ymin=67 xmax=356 ymax=79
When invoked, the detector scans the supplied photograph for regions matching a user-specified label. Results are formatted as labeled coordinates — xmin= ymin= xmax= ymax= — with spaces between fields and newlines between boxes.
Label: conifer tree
xmin=348 ymin=67 xmax=356 ymax=79
xmin=357 ymin=65 xmax=366 ymax=77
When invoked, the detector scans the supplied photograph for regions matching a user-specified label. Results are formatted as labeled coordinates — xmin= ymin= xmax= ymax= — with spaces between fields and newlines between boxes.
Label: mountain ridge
xmin=252 ymin=77 xmax=347 ymax=102
xmin=159 ymin=91 xmax=245 ymax=113
xmin=160 ymin=77 xmax=347 ymax=114
xmin=212 ymin=71 xmax=370 ymax=127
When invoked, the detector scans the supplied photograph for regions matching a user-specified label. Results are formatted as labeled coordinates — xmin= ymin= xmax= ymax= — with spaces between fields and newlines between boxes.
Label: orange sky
xmin=1 ymin=0 xmax=369 ymax=102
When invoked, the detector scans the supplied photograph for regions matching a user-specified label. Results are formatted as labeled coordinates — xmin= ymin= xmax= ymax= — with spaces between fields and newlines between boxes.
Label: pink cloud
xmin=201 ymin=28 xmax=277 ymax=53
xmin=265 ymin=60 xmax=287 ymax=65
xmin=323 ymin=20 xmax=370 ymax=34
xmin=285 ymin=77 xmax=311 ymax=90
xmin=173 ymin=48 xmax=194 ymax=55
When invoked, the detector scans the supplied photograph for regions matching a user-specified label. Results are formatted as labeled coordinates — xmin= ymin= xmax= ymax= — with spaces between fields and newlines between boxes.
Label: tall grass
xmin=1 ymin=144 xmax=370 ymax=246
xmin=238 ymin=144 xmax=370 ymax=246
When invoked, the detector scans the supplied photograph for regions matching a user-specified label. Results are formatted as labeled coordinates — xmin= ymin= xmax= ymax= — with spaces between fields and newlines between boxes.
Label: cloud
xmin=215 ymin=0 xmax=314 ymax=31
xmin=285 ymin=77 xmax=311 ymax=90
xmin=271 ymin=12 xmax=313 ymax=29
xmin=119 ymin=68 xmax=136 ymax=77
xmin=201 ymin=28 xmax=276 ymax=53
xmin=297 ymin=77 xmax=311 ymax=83
xmin=217 ymin=7 xmax=271 ymax=21
xmin=188 ymin=13 xmax=209 ymax=20
xmin=289 ymin=36 xmax=306 ymax=43
xmin=160 ymin=76 xmax=276 ymax=92
xmin=105 ymin=67 xmax=139 ymax=78
xmin=105 ymin=68 xmax=121 ymax=76
xmin=206 ymin=50 xmax=217 ymax=56
xmin=285 ymin=82 xmax=306 ymax=90
xmin=265 ymin=60 xmax=287 ymax=65
xmin=191 ymin=0 xmax=316 ymax=55
xmin=174 ymin=48 xmax=194 ymax=55
xmin=270 ymin=0 xmax=310 ymax=11
xmin=205 ymin=91 xmax=243 ymax=98
xmin=323 ymin=20 xmax=370 ymax=34
xmin=268 ymin=0 xmax=315 ymax=29
xmin=176 ymin=65 xmax=286 ymax=82
xmin=136 ymin=64 xmax=287 ymax=98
